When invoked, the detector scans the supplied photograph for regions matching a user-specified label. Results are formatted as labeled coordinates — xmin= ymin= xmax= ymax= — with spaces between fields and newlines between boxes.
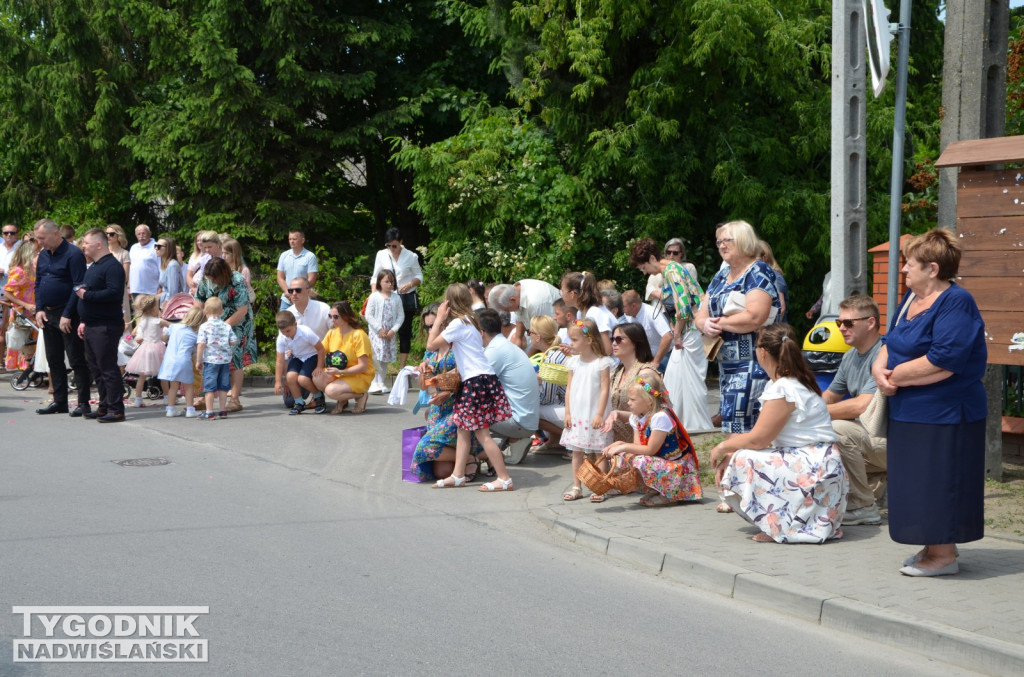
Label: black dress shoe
xmin=97 ymin=413 xmax=126 ymax=423
xmin=69 ymin=405 xmax=91 ymax=418
xmin=36 ymin=402 xmax=69 ymax=415
xmin=84 ymin=410 xmax=107 ymax=420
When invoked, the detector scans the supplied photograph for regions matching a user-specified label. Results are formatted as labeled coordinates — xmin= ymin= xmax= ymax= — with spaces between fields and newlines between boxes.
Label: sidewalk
xmin=523 ymin=452 xmax=1024 ymax=676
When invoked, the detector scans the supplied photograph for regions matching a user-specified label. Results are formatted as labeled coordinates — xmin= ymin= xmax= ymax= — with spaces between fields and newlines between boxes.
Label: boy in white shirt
xmin=273 ymin=311 xmax=326 ymax=415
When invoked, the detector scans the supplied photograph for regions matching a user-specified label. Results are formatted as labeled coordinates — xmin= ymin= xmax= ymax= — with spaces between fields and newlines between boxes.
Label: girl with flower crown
xmin=602 ymin=371 xmax=702 ymax=507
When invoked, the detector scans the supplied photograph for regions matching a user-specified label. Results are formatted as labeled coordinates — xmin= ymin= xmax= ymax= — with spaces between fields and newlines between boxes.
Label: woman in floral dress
xmin=710 ymin=324 xmax=847 ymax=543
xmin=194 ymin=258 xmax=257 ymax=411
xmin=3 ymin=242 xmax=37 ymax=370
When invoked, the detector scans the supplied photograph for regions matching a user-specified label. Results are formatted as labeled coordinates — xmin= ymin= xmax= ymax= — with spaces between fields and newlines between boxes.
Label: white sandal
xmin=433 ymin=475 xmax=467 ymax=488
xmin=478 ymin=478 xmax=514 ymax=492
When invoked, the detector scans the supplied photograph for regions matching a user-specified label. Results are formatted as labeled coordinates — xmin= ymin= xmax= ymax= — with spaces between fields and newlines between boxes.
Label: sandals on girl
xmin=589 ymin=493 xmax=606 ymax=503
xmin=478 ymin=478 xmax=514 ymax=492
xmin=433 ymin=475 xmax=467 ymax=488
xmin=562 ymin=486 xmax=583 ymax=501
xmin=716 ymin=502 xmax=734 ymax=513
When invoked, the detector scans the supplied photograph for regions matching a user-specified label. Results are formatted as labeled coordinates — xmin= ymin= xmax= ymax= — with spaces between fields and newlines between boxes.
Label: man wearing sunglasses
xmin=822 ymin=294 xmax=887 ymax=526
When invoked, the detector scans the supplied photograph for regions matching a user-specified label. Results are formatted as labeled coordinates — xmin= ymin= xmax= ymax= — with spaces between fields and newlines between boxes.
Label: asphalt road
xmin=0 ymin=387 xmax=980 ymax=676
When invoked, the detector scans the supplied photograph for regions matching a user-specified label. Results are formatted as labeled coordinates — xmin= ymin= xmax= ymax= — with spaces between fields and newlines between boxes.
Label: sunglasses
xmin=287 ymin=287 xmax=307 ymax=294
xmin=423 ymin=323 xmax=433 ymax=331
xmin=154 ymin=244 xmax=165 ymax=249
xmin=329 ymin=314 xmax=340 ymax=319
xmin=665 ymin=250 xmax=681 ymax=256
xmin=835 ymin=317 xmax=871 ymax=329
xmin=611 ymin=335 xmax=627 ymax=344
xmin=2 ymin=231 xmax=17 ymax=236
xmin=105 ymin=232 xmax=117 ymax=237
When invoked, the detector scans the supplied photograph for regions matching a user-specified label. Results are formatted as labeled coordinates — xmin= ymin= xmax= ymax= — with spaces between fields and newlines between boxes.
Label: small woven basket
xmin=434 ymin=368 xmax=461 ymax=392
xmin=611 ymin=455 xmax=642 ymax=495
xmin=577 ymin=456 xmax=615 ymax=495
xmin=538 ymin=361 xmax=569 ymax=386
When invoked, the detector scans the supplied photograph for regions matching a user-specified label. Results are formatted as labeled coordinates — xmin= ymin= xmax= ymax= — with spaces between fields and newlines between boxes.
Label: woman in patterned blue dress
xmin=694 ymin=220 xmax=781 ymax=434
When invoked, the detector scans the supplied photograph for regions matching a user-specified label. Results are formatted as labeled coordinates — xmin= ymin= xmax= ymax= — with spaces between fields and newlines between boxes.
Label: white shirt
xmin=585 ymin=304 xmax=617 ymax=335
xmin=627 ymin=303 xmax=672 ymax=354
xmin=371 ymin=247 xmax=422 ymax=291
xmin=276 ymin=324 xmax=322 ymax=362
xmin=515 ymin=279 xmax=561 ymax=329
xmin=128 ymin=240 xmax=160 ymax=294
xmin=440 ymin=317 xmax=493 ymax=380
xmin=287 ymin=299 xmax=331 ymax=340
xmin=760 ymin=377 xmax=839 ymax=448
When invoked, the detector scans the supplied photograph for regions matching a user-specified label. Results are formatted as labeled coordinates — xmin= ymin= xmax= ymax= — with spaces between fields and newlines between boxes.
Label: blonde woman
xmin=105 ymin=224 xmax=132 ymax=324
xmin=156 ymin=236 xmax=184 ymax=304
xmin=187 ymin=230 xmax=221 ymax=294
xmin=3 ymin=241 xmax=37 ymax=371
xmin=221 ymin=237 xmax=255 ymax=302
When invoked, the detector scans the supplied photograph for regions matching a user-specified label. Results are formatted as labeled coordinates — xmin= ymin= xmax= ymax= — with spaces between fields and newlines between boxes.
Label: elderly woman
xmin=711 ymin=324 xmax=847 ymax=543
xmin=528 ymin=315 xmax=569 ymax=450
xmin=194 ymin=258 xmax=257 ymax=411
xmin=409 ymin=302 xmax=484 ymax=480
xmin=313 ymin=301 xmax=374 ymax=414
xmin=872 ymin=228 xmax=986 ymax=577
xmin=630 ymin=236 xmax=713 ymax=432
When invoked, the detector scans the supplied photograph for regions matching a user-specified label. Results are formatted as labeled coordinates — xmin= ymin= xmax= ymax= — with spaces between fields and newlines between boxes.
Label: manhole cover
xmin=112 ymin=457 xmax=170 ymax=467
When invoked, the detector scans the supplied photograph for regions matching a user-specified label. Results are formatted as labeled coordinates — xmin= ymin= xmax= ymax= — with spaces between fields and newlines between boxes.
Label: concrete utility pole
xmin=938 ymin=0 xmax=1010 ymax=480
xmin=830 ymin=0 xmax=868 ymax=309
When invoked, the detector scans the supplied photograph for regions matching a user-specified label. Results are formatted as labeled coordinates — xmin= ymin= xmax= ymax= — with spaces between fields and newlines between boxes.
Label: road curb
xmin=530 ymin=508 xmax=1024 ymax=676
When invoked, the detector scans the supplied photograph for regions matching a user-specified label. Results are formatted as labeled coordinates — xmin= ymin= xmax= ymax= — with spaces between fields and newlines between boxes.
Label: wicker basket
xmin=433 ymin=368 xmax=461 ymax=392
xmin=611 ymin=455 xmax=642 ymax=495
xmin=538 ymin=361 xmax=569 ymax=386
xmin=577 ymin=456 xmax=615 ymax=495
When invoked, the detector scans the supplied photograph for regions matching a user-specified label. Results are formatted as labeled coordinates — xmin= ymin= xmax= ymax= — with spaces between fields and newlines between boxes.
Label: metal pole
xmin=885 ymin=1 xmax=912 ymax=326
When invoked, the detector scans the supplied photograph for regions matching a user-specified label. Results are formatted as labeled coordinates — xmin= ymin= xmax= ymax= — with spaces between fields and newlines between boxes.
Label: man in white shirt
xmin=128 ymin=224 xmax=161 ymax=301
xmin=622 ymin=289 xmax=672 ymax=370
xmin=284 ymin=278 xmax=331 ymax=340
xmin=823 ymin=294 xmax=887 ymax=526
xmin=489 ymin=279 xmax=562 ymax=351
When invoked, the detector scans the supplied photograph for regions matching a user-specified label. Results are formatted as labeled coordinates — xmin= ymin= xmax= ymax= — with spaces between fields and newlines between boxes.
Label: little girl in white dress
xmin=125 ymin=295 xmax=166 ymax=407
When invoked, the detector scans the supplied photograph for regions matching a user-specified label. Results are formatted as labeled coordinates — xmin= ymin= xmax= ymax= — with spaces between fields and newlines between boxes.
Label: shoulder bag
xmin=859 ymin=292 xmax=915 ymax=438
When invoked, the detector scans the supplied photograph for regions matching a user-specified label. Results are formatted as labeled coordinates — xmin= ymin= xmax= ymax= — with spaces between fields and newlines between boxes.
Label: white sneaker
xmin=367 ymin=383 xmax=382 ymax=394
xmin=132 ymin=397 xmax=145 ymax=408
xmin=379 ymin=385 xmax=391 ymax=394
xmin=165 ymin=406 xmax=181 ymax=418
xmin=184 ymin=407 xmax=198 ymax=418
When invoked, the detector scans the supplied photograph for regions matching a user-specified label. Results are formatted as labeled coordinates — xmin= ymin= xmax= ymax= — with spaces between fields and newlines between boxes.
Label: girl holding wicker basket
xmin=427 ymin=283 xmax=516 ymax=492
xmin=602 ymin=371 xmax=702 ymax=507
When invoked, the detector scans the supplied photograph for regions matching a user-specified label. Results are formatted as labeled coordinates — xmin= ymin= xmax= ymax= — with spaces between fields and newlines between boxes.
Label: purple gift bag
xmin=402 ymin=426 xmax=428 ymax=482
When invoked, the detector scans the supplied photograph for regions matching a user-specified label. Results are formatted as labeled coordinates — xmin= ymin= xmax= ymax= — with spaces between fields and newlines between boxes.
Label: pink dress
xmin=126 ymin=315 xmax=166 ymax=375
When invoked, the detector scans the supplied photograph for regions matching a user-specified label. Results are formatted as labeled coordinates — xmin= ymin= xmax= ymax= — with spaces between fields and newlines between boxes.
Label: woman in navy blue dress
xmin=872 ymin=228 xmax=986 ymax=577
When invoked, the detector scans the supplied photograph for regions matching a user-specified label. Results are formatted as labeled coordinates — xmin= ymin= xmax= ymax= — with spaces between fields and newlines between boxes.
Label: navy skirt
xmin=887 ymin=419 xmax=985 ymax=545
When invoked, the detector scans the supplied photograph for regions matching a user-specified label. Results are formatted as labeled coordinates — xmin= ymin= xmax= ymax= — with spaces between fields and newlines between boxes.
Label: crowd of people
xmin=0 ymin=218 xmax=987 ymax=577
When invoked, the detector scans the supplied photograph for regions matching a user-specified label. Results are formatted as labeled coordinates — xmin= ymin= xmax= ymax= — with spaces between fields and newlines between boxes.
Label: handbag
xmin=118 ymin=333 xmax=139 ymax=358
xmin=722 ymin=290 xmax=778 ymax=327
xmin=402 ymin=426 xmax=428 ymax=482
xmin=702 ymin=334 xmax=723 ymax=361
xmin=399 ymin=289 xmax=419 ymax=314
xmin=860 ymin=389 xmax=888 ymax=437
xmin=5 ymin=323 xmax=31 ymax=351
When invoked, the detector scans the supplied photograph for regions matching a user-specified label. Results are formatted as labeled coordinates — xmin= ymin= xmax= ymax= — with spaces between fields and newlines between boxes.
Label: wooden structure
xmin=868 ymin=235 xmax=911 ymax=334
xmin=936 ymin=135 xmax=1024 ymax=366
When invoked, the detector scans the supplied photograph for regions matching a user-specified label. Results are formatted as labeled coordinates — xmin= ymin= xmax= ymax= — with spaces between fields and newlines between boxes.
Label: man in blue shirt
xmin=477 ymin=308 xmax=540 ymax=441
xmin=276 ymin=230 xmax=318 ymax=311
xmin=32 ymin=219 xmax=92 ymax=416
xmin=76 ymin=228 xmax=127 ymax=422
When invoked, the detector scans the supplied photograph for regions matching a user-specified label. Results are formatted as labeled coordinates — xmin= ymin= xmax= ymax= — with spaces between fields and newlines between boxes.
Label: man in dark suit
xmin=32 ymin=219 xmax=92 ymax=416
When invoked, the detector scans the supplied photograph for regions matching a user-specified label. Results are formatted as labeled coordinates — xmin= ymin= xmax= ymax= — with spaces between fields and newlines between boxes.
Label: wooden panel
xmin=956 ymin=170 xmax=1024 ymax=218
xmin=958 ymin=276 xmax=1024 ymax=312
xmin=957 ymin=216 xmax=1024 ymax=248
xmin=978 ymin=312 xmax=1024 ymax=366
xmin=935 ymin=135 xmax=1024 ymax=168
xmin=958 ymin=250 xmax=1024 ymax=276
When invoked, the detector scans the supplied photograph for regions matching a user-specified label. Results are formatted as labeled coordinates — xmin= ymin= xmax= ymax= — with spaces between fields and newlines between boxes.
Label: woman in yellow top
xmin=314 ymin=301 xmax=375 ymax=414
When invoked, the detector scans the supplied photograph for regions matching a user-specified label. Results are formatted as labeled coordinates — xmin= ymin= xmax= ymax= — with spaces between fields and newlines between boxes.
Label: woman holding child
xmin=194 ymin=258 xmax=256 ymax=411
xmin=313 ymin=301 xmax=375 ymax=414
